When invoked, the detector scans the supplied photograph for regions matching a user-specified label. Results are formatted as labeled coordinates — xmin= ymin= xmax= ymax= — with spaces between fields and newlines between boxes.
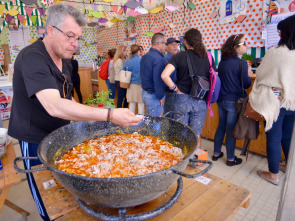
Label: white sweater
xmin=113 ymin=59 xmax=124 ymax=81
xmin=249 ymin=46 xmax=295 ymax=131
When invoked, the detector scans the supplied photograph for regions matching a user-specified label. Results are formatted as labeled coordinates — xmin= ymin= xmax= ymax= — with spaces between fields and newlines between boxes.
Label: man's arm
xmin=36 ymin=89 xmax=142 ymax=127
xmin=153 ymin=59 xmax=167 ymax=100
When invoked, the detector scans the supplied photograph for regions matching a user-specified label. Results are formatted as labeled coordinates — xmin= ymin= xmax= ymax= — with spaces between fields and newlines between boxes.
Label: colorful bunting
xmin=0 ymin=5 xmax=5 ymax=16
xmin=23 ymin=19 xmax=27 ymax=25
xmin=24 ymin=7 xmax=34 ymax=18
xmin=17 ymin=14 xmax=26 ymax=23
xmin=111 ymin=5 xmax=118 ymax=13
xmin=6 ymin=14 xmax=13 ymax=23
xmin=30 ymin=15 xmax=37 ymax=25
xmin=38 ymin=8 xmax=46 ymax=16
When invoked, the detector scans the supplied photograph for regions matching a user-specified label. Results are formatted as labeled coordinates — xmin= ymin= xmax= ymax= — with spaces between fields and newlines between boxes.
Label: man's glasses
xmin=52 ymin=26 xmax=84 ymax=44
xmin=238 ymin=41 xmax=247 ymax=46
xmin=159 ymin=42 xmax=168 ymax=46
xmin=62 ymin=74 xmax=71 ymax=98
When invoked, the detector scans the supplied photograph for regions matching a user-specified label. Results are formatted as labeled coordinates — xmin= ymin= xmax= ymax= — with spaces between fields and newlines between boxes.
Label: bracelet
xmin=109 ymin=108 xmax=114 ymax=123
xmin=106 ymin=108 xmax=112 ymax=123
xmin=169 ymin=84 xmax=176 ymax=91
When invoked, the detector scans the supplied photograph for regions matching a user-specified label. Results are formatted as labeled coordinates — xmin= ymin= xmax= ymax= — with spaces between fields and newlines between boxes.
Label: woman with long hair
xmin=250 ymin=15 xmax=295 ymax=185
xmin=105 ymin=48 xmax=116 ymax=99
xmin=113 ymin=45 xmax=128 ymax=108
xmin=161 ymin=28 xmax=216 ymax=148
xmin=212 ymin=34 xmax=251 ymax=166
xmin=123 ymin=44 xmax=145 ymax=114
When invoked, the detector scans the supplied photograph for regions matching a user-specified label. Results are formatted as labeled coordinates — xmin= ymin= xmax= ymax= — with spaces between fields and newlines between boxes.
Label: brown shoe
xmin=257 ymin=170 xmax=279 ymax=186
xmin=279 ymin=164 xmax=286 ymax=173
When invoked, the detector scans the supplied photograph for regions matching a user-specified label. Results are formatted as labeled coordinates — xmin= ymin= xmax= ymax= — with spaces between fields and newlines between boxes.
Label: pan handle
xmin=171 ymin=159 xmax=213 ymax=178
xmin=13 ymin=157 xmax=48 ymax=173
xmin=163 ymin=111 xmax=184 ymax=121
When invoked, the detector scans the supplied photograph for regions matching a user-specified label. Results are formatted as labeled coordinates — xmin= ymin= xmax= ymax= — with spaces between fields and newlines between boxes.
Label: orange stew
xmin=57 ymin=132 xmax=184 ymax=178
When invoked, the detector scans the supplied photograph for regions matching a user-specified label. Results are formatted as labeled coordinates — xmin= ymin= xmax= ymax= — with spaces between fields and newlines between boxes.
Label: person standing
xmin=70 ymin=56 xmax=82 ymax=103
xmin=163 ymin=37 xmax=180 ymax=116
xmin=113 ymin=45 xmax=128 ymax=108
xmin=212 ymin=34 xmax=251 ymax=166
xmin=123 ymin=44 xmax=144 ymax=114
xmin=141 ymin=33 xmax=167 ymax=116
xmin=250 ymin=15 xmax=295 ymax=185
xmin=161 ymin=28 xmax=215 ymax=148
xmin=8 ymin=4 xmax=142 ymax=220
xmin=106 ymin=48 xmax=116 ymax=99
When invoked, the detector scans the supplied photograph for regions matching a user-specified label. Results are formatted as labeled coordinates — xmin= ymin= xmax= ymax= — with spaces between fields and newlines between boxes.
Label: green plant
xmin=84 ymin=90 xmax=115 ymax=108
xmin=242 ymin=54 xmax=255 ymax=61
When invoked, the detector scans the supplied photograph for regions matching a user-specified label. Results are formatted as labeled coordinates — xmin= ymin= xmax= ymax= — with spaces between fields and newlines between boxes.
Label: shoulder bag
xmin=120 ymin=58 xmax=132 ymax=89
xmin=187 ymin=52 xmax=210 ymax=99
xmin=232 ymin=60 xmax=259 ymax=160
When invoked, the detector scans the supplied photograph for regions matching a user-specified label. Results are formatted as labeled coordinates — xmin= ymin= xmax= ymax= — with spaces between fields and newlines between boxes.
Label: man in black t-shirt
xmin=8 ymin=4 xmax=142 ymax=221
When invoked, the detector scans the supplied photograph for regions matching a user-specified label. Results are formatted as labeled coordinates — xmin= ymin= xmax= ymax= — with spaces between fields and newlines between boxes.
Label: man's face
xmin=167 ymin=42 xmax=179 ymax=55
xmin=159 ymin=37 xmax=167 ymax=54
xmin=52 ymin=15 xmax=83 ymax=59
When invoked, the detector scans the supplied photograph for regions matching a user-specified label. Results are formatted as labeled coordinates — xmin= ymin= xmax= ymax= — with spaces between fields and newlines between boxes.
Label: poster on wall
xmin=0 ymin=86 xmax=13 ymax=120
xmin=124 ymin=21 xmax=136 ymax=46
xmin=263 ymin=0 xmax=295 ymax=24
xmin=219 ymin=0 xmax=250 ymax=24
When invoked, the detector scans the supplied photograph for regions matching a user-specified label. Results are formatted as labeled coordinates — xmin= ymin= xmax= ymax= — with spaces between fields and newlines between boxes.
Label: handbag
xmin=232 ymin=60 xmax=259 ymax=160
xmin=245 ymin=101 xmax=265 ymax=121
xmin=120 ymin=58 xmax=132 ymax=89
xmin=187 ymin=52 xmax=209 ymax=99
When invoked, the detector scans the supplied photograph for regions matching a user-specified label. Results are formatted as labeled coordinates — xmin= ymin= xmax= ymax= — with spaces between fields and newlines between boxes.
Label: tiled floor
xmin=0 ymin=119 xmax=284 ymax=221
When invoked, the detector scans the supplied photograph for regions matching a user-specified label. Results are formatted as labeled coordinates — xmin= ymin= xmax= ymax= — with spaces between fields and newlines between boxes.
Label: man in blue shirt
xmin=140 ymin=33 xmax=167 ymax=116
xmin=163 ymin=37 xmax=180 ymax=117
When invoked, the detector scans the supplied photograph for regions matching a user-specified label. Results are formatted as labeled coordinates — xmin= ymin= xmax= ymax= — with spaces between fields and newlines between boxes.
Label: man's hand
xmin=111 ymin=108 xmax=143 ymax=127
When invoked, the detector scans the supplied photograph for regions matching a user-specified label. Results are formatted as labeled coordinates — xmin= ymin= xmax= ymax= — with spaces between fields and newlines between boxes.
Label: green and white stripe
xmin=208 ymin=47 xmax=266 ymax=67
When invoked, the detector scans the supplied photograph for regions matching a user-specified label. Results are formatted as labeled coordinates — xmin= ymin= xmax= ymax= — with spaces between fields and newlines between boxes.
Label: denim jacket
xmin=123 ymin=54 xmax=141 ymax=84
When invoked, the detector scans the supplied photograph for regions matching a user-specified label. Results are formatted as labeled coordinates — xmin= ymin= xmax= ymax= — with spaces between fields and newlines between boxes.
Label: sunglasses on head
xmin=62 ymin=74 xmax=71 ymax=98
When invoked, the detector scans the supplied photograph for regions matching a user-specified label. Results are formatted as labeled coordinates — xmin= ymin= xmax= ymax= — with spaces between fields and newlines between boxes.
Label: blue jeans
xmin=142 ymin=90 xmax=163 ymax=116
xmin=115 ymin=81 xmax=128 ymax=108
xmin=265 ymin=108 xmax=295 ymax=174
xmin=164 ymin=91 xmax=176 ymax=118
xmin=214 ymin=101 xmax=238 ymax=160
xmin=173 ymin=94 xmax=207 ymax=135
xmin=105 ymin=79 xmax=116 ymax=99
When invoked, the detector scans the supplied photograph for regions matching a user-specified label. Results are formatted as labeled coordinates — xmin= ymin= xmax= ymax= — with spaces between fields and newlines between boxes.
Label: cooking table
xmin=33 ymin=165 xmax=250 ymax=221
xmin=0 ymin=142 xmax=30 ymax=220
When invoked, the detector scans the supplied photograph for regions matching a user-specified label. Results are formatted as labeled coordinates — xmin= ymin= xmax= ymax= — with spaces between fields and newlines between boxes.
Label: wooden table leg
xmin=4 ymin=199 xmax=30 ymax=217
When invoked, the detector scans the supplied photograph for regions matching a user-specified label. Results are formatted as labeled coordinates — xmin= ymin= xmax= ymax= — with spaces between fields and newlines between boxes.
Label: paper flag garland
xmin=128 ymin=9 xmax=141 ymax=16
xmin=0 ymin=5 xmax=5 ymax=16
xmin=118 ymin=8 xmax=124 ymax=15
xmin=6 ymin=14 xmax=13 ymax=23
xmin=30 ymin=15 xmax=37 ymax=25
xmin=111 ymin=5 xmax=118 ymax=13
xmin=17 ymin=14 xmax=26 ymax=23
xmin=122 ymin=6 xmax=127 ymax=14
xmin=38 ymin=8 xmax=46 ymax=16
xmin=145 ymin=31 xmax=154 ymax=37
xmin=24 ymin=7 xmax=34 ymax=18
xmin=23 ymin=19 xmax=27 ymax=25
xmin=106 ymin=12 xmax=117 ymax=17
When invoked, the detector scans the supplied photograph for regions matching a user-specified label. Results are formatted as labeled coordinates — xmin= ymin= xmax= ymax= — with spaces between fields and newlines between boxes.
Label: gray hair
xmin=151 ymin=33 xmax=165 ymax=46
xmin=46 ymin=3 xmax=86 ymax=29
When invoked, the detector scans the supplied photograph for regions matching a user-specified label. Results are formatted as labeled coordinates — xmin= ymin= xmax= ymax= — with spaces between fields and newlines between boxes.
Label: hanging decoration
xmin=20 ymin=0 xmax=38 ymax=7
xmin=164 ymin=4 xmax=180 ymax=12
xmin=188 ymin=3 xmax=196 ymax=10
xmin=128 ymin=9 xmax=141 ymax=16
xmin=149 ymin=6 xmax=164 ymax=13
xmin=89 ymin=11 xmax=104 ymax=18
xmin=135 ymin=7 xmax=148 ymax=14
xmin=0 ymin=5 xmax=5 ymax=16
xmin=125 ymin=0 xmax=142 ymax=9
xmin=24 ymin=7 xmax=34 ymax=18
xmin=127 ymin=16 xmax=136 ymax=21
xmin=111 ymin=5 xmax=118 ymax=13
